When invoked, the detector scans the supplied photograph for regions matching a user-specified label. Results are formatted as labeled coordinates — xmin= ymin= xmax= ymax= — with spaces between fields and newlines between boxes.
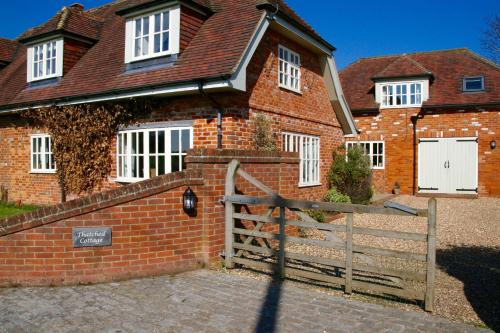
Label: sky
xmin=1 ymin=0 xmax=498 ymax=69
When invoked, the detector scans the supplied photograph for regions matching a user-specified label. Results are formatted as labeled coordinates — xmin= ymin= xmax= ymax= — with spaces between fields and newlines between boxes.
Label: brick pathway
xmin=0 ymin=270 xmax=486 ymax=333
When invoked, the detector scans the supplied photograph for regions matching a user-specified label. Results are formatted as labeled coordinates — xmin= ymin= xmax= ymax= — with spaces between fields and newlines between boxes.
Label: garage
xmin=418 ymin=137 xmax=478 ymax=194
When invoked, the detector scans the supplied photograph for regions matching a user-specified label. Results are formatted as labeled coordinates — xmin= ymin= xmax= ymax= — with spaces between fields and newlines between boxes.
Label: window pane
xmin=163 ymin=12 xmax=169 ymax=30
xmin=135 ymin=19 xmax=141 ymax=37
xmin=143 ymin=17 xmax=149 ymax=35
xmin=149 ymin=131 xmax=156 ymax=153
xmin=465 ymin=78 xmax=483 ymax=90
xmin=138 ymin=132 xmax=144 ymax=154
xmin=131 ymin=133 xmax=137 ymax=154
xmin=171 ymin=130 xmax=179 ymax=153
xmin=149 ymin=156 xmax=156 ymax=177
xmin=135 ymin=38 xmax=141 ymax=57
xmin=158 ymin=156 xmax=165 ymax=175
xmin=154 ymin=13 xmax=161 ymax=33
xmin=181 ymin=129 xmax=190 ymax=152
xmin=139 ymin=156 xmax=144 ymax=178
xmin=171 ymin=155 xmax=179 ymax=172
xmin=154 ymin=34 xmax=161 ymax=53
xmin=142 ymin=37 xmax=149 ymax=56
xmin=158 ymin=130 xmax=165 ymax=153
xmin=162 ymin=34 xmax=169 ymax=52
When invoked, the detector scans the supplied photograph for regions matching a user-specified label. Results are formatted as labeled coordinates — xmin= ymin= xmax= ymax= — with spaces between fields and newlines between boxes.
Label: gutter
xmin=0 ymin=76 xmax=233 ymax=114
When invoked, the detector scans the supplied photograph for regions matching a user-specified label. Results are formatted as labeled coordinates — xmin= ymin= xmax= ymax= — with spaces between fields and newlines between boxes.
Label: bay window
xmin=282 ymin=132 xmax=320 ymax=186
xmin=31 ymin=134 xmax=56 ymax=173
xmin=117 ymin=127 xmax=192 ymax=182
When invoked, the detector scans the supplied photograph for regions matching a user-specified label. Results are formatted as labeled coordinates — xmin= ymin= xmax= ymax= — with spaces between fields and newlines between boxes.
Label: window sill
xmin=114 ymin=177 xmax=147 ymax=184
xmin=379 ymin=104 xmax=422 ymax=109
xmin=279 ymin=85 xmax=302 ymax=95
xmin=30 ymin=170 xmax=57 ymax=175
xmin=298 ymin=183 xmax=322 ymax=188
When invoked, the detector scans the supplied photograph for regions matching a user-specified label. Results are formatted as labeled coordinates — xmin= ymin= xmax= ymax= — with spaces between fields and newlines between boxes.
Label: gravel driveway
xmin=230 ymin=196 xmax=500 ymax=330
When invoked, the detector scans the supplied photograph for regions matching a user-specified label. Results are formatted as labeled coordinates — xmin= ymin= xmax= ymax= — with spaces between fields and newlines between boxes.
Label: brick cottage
xmin=340 ymin=49 xmax=499 ymax=196
xmin=0 ymin=0 xmax=356 ymax=206
xmin=0 ymin=0 xmax=358 ymax=286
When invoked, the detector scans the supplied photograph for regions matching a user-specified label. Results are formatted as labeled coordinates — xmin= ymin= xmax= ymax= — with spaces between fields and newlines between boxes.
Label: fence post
xmin=425 ymin=198 xmax=437 ymax=312
xmin=278 ymin=206 xmax=286 ymax=279
xmin=224 ymin=160 xmax=240 ymax=269
xmin=345 ymin=212 xmax=354 ymax=294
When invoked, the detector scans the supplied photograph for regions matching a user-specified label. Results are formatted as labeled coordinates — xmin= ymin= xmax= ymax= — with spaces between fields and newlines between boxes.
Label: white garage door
xmin=418 ymin=138 xmax=478 ymax=194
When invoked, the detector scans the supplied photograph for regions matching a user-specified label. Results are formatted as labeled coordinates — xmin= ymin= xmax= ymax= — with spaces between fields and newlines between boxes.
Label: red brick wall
xmin=350 ymin=107 xmax=499 ymax=196
xmin=0 ymin=30 xmax=343 ymax=205
xmin=0 ymin=150 xmax=300 ymax=286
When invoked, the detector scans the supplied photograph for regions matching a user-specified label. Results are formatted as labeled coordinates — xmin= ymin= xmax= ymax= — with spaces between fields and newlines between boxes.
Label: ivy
xmin=22 ymin=99 xmax=149 ymax=199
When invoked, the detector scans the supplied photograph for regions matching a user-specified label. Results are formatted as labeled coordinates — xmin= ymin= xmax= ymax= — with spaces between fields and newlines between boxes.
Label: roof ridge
xmin=358 ymin=48 xmax=470 ymax=61
xmin=57 ymin=7 xmax=72 ymax=30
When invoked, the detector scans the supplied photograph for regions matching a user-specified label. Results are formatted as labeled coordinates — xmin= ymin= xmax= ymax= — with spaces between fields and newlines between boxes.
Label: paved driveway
xmin=0 ymin=270 xmax=485 ymax=333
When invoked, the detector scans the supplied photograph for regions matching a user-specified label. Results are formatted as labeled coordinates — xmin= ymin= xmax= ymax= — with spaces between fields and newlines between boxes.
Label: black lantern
xmin=490 ymin=140 xmax=497 ymax=150
xmin=183 ymin=187 xmax=197 ymax=214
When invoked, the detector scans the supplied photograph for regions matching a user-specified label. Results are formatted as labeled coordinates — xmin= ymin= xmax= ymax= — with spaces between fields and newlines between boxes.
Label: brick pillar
xmin=185 ymin=149 xmax=299 ymax=264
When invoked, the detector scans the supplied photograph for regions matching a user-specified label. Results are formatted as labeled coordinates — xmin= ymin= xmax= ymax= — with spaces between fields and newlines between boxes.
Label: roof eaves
xmin=256 ymin=2 xmax=335 ymax=52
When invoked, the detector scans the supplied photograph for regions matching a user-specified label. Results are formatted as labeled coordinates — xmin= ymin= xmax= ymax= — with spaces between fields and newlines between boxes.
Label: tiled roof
xmin=18 ymin=5 xmax=104 ymax=42
xmin=340 ymin=49 xmax=500 ymax=111
xmin=0 ymin=0 xmax=329 ymax=109
xmin=372 ymin=55 xmax=432 ymax=80
xmin=0 ymin=38 xmax=19 ymax=63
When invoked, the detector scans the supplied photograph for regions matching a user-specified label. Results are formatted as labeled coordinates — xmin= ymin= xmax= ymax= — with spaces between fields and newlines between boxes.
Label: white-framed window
xmin=278 ymin=45 xmax=301 ymax=93
xmin=30 ymin=134 xmax=56 ymax=173
xmin=346 ymin=141 xmax=385 ymax=170
xmin=124 ymin=5 xmax=180 ymax=63
xmin=381 ymin=82 xmax=422 ymax=107
xmin=282 ymin=132 xmax=320 ymax=186
xmin=463 ymin=76 xmax=484 ymax=92
xmin=116 ymin=127 xmax=192 ymax=182
xmin=27 ymin=38 xmax=63 ymax=82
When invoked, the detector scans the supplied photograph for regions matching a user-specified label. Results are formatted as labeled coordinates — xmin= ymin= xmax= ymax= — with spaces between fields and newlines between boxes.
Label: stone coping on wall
xmin=0 ymin=170 xmax=204 ymax=237
xmin=186 ymin=149 xmax=300 ymax=164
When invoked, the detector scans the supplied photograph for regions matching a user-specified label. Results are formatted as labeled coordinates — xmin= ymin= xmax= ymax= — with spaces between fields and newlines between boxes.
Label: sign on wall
xmin=72 ymin=228 xmax=112 ymax=248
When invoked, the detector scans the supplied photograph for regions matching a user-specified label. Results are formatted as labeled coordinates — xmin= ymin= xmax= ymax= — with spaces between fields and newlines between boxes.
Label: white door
xmin=418 ymin=138 xmax=478 ymax=194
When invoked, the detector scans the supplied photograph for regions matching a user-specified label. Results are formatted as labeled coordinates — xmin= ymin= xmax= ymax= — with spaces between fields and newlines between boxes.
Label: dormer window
xmin=124 ymin=5 xmax=180 ymax=63
xmin=375 ymin=80 xmax=429 ymax=108
xmin=463 ymin=76 xmax=484 ymax=92
xmin=27 ymin=39 xmax=63 ymax=82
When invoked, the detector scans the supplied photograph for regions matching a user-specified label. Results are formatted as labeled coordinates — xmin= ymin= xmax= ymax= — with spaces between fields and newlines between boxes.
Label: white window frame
xmin=116 ymin=127 xmax=193 ymax=183
xmin=30 ymin=134 xmax=56 ymax=173
xmin=463 ymin=76 xmax=485 ymax=92
xmin=282 ymin=132 xmax=320 ymax=187
xmin=380 ymin=82 xmax=422 ymax=108
xmin=346 ymin=141 xmax=385 ymax=170
xmin=26 ymin=38 xmax=64 ymax=82
xmin=124 ymin=5 xmax=181 ymax=64
xmin=278 ymin=45 xmax=301 ymax=93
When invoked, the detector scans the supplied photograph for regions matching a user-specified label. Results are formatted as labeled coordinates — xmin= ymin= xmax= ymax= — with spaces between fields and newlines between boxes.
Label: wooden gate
xmin=223 ymin=160 xmax=437 ymax=312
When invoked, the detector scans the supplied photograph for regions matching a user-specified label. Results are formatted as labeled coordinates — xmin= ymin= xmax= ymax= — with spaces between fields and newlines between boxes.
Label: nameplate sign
xmin=73 ymin=228 xmax=112 ymax=248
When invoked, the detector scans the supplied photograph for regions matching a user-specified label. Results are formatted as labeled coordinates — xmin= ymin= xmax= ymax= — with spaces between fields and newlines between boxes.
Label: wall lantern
xmin=183 ymin=187 xmax=197 ymax=213
xmin=490 ymin=140 xmax=496 ymax=150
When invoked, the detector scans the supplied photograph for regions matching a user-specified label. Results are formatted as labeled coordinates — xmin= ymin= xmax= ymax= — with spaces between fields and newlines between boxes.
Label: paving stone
xmin=0 ymin=270 xmax=488 ymax=333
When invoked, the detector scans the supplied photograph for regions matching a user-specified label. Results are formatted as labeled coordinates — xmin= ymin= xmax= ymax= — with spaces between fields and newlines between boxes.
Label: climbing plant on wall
xmin=22 ymin=99 xmax=150 ymax=200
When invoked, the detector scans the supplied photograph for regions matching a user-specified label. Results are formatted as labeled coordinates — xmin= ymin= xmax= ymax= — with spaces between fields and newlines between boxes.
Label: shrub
xmin=324 ymin=188 xmax=351 ymax=203
xmin=253 ymin=113 xmax=277 ymax=151
xmin=305 ymin=209 xmax=326 ymax=223
xmin=328 ymin=145 xmax=373 ymax=205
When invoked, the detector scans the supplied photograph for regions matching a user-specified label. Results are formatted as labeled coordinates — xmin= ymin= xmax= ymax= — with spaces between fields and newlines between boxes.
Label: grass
xmin=0 ymin=202 xmax=39 ymax=219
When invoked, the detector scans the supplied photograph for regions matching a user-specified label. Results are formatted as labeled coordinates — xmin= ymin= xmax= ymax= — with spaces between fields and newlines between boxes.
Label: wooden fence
xmin=223 ymin=160 xmax=437 ymax=312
